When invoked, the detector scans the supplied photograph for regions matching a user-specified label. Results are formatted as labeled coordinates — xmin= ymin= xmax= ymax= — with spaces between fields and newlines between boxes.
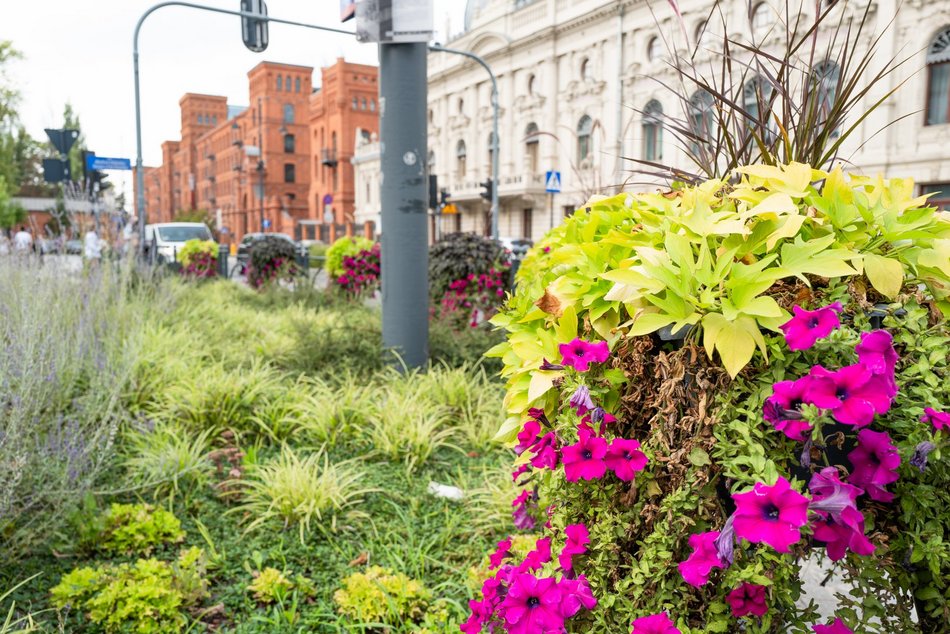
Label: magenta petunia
xmin=811 ymin=506 xmax=875 ymax=561
xmin=808 ymin=467 xmax=864 ymax=520
xmin=569 ymin=385 xmax=596 ymax=415
xmin=558 ymin=574 xmax=597 ymax=618
xmin=678 ymin=531 xmax=725 ymax=587
xmin=847 ymin=429 xmax=900 ymax=502
xmin=489 ymin=537 xmax=512 ymax=570
xmin=460 ymin=598 xmax=492 ymax=634
xmin=855 ymin=330 xmax=898 ymax=376
xmin=512 ymin=489 xmax=537 ymax=530
xmin=805 ymin=364 xmax=894 ymax=427
xmin=779 ymin=302 xmax=843 ymax=350
xmin=499 ymin=573 xmax=565 ymax=633
xmin=732 ymin=477 xmax=809 ymax=553
xmin=726 ymin=582 xmax=768 ymax=618
xmin=528 ymin=432 xmax=560 ymax=470
xmin=813 ymin=617 xmax=854 ymax=634
xmin=562 ymin=426 xmax=608 ymax=482
xmin=921 ymin=407 xmax=950 ymax=432
xmin=559 ymin=338 xmax=610 ymax=372
xmin=763 ymin=377 xmax=814 ymax=441
xmin=605 ymin=437 xmax=649 ymax=481
xmin=558 ymin=523 xmax=590 ymax=573
xmin=518 ymin=537 xmax=552 ymax=573
xmin=515 ymin=419 xmax=542 ymax=455
xmin=630 ymin=612 xmax=682 ymax=634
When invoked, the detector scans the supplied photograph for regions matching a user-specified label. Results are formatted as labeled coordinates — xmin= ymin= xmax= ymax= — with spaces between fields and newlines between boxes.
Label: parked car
xmin=236 ymin=232 xmax=305 ymax=265
xmin=64 ymin=239 xmax=82 ymax=255
xmin=498 ymin=237 xmax=533 ymax=256
xmin=144 ymin=223 xmax=214 ymax=263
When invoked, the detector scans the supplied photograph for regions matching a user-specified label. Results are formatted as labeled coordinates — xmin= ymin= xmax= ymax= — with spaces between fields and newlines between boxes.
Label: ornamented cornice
xmin=565 ymin=79 xmax=607 ymax=101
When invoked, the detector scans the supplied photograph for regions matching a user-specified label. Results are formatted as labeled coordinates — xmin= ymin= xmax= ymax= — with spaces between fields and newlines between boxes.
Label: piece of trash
xmin=427 ymin=481 xmax=464 ymax=500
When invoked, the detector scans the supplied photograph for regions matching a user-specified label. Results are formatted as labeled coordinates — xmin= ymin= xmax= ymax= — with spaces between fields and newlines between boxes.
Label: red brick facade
xmin=137 ymin=59 xmax=379 ymax=245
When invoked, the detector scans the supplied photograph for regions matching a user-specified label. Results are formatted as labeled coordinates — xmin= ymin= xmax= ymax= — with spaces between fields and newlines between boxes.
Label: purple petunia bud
xmin=910 ymin=441 xmax=936 ymax=473
xmin=569 ymin=385 xmax=595 ymax=416
xmin=714 ymin=514 xmax=736 ymax=566
xmin=540 ymin=358 xmax=564 ymax=371
xmin=800 ymin=438 xmax=814 ymax=469
xmin=590 ymin=407 xmax=606 ymax=424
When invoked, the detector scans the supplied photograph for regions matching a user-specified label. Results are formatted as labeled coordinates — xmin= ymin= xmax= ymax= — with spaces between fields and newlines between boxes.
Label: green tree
xmin=62 ymin=103 xmax=87 ymax=183
xmin=0 ymin=174 xmax=26 ymax=230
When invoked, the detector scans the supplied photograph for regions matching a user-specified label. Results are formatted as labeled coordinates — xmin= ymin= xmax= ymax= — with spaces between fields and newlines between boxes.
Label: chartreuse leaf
xmin=555 ymin=304 xmax=577 ymax=343
xmin=778 ymin=234 xmax=858 ymax=280
xmin=701 ymin=313 xmax=760 ymax=378
xmin=528 ymin=370 xmax=561 ymax=403
xmin=862 ymin=253 xmax=904 ymax=299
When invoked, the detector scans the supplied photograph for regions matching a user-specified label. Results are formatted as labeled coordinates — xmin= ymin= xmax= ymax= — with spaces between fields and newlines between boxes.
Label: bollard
xmin=508 ymin=245 xmax=530 ymax=291
xmin=218 ymin=244 xmax=229 ymax=278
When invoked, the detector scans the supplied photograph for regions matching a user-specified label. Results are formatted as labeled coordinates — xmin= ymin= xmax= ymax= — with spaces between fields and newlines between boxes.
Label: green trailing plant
xmin=235 ymin=446 xmax=372 ymax=542
xmin=247 ymin=235 xmax=300 ymax=289
xmin=325 ymin=236 xmax=374 ymax=277
xmin=246 ymin=567 xmax=315 ymax=605
xmin=77 ymin=503 xmax=185 ymax=556
xmin=176 ymin=239 xmax=218 ymax=279
xmin=428 ymin=233 xmax=509 ymax=302
xmin=49 ymin=547 xmax=208 ymax=633
xmin=332 ymin=566 xmax=431 ymax=625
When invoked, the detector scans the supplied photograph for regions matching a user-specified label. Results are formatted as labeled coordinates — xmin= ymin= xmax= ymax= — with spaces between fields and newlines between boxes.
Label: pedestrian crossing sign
xmin=545 ymin=170 xmax=561 ymax=193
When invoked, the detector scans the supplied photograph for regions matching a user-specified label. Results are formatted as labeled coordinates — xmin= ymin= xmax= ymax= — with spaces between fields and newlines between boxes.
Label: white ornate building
xmin=354 ymin=0 xmax=950 ymax=241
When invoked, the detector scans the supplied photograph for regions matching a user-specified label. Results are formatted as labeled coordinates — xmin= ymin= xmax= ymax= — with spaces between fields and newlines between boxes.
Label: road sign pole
xmin=549 ymin=192 xmax=554 ymax=232
xmin=380 ymin=41 xmax=428 ymax=369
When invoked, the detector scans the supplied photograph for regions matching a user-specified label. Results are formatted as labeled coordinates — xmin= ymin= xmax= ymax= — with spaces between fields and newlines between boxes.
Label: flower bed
xmin=176 ymin=239 xmax=218 ymax=278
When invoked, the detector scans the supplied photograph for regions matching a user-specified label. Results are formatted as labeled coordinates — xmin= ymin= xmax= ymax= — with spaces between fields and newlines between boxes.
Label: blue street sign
xmin=545 ymin=170 xmax=561 ymax=193
xmin=86 ymin=155 xmax=132 ymax=171
xmin=262 ymin=219 xmax=272 ymax=229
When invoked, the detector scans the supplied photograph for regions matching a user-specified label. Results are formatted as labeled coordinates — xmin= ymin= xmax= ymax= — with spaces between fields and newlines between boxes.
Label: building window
xmin=926 ymin=27 xmax=950 ymax=125
xmin=286 ymin=75 xmax=292 ymax=91
xmin=576 ymin=115 xmax=593 ymax=164
xmin=647 ymin=36 xmax=662 ymax=62
xmin=695 ymin=20 xmax=717 ymax=51
xmin=458 ymin=97 xmax=465 ymax=114
xmin=295 ymin=77 xmax=301 ymax=93
xmin=813 ymin=60 xmax=840 ymax=135
xmin=456 ymin=140 xmax=467 ymax=177
xmin=284 ymin=163 xmax=296 ymax=183
xmin=751 ymin=2 xmax=771 ymax=35
xmin=277 ymin=76 xmax=282 ymax=91
xmin=362 ymin=97 xmax=367 ymax=110
xmin=642 ymin=100 xmax=663 ymax=161
xmin=284 ymin=134 xmax=295 ymax=154
xmin=743 ymin=76 xmax=774 ymax=138
xmin=283 ymin=103 xmax=295 ymax=124
xmin=197 ymin=114 xmax=203 ymax=124
xmin=352 ymin=97 xmax=358 ymax=110
xmin=580 ymin=57 xmax=591 ymax=81
xmin=525 ymin=122 xmax=539 ymax=172
xmin=922 ymin=183 xmax=950 ymax=210
xmin=211 ymin=115 xmax=217 ymax=126
xmin=522 ymin=208 xmax=533 ymax=240
xmin=370 ymin=99 xmax=376 ymax=112
xmin=427 ymin=150 xmax=435 ymax=170
xmin=689 ymin=90 xmax=715 ymax=154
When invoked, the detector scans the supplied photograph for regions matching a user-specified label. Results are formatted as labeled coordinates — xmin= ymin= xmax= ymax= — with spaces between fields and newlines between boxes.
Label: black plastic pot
xmin=789 ymin=420 xmax=858 ymax=485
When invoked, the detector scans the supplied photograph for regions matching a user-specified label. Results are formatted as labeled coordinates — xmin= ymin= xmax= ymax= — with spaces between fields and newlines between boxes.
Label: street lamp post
xmin=428 ymin=44 xmax=500 ymax=241
xmin=257 ymin=96 xmax=265 ymax=233
xmin=132 ymin=1 xmax=353 ymax=255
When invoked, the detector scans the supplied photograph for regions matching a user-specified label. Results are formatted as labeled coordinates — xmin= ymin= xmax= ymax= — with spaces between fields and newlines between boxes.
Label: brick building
xmin=308 ymin=58 xmax=379 ymax=241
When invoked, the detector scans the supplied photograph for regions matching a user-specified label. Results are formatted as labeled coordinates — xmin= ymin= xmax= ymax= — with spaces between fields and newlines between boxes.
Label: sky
xmin=0 ymin=0 xmax=466 ymax=200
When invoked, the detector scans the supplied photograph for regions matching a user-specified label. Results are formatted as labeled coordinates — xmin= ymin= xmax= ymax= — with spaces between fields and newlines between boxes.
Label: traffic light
xmin=480 ymin=179 xmax=493 ymax=201
xmin=428 ymin=174 xmax=438 ymax=210
xmin=439 ymin=189 xmax=450 ymax=206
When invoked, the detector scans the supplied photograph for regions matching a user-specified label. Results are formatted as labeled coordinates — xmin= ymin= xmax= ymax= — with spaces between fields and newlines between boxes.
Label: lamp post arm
xmin=133 ymin=0 xmax=354 ymax=254
xmin=428 ymin=44 xmax=500 ymax=240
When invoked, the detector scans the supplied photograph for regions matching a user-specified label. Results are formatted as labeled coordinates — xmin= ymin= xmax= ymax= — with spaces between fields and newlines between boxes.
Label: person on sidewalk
xmin=84 ymin=228 xmax=102 ymax=268
xmin=13 ymin=226 xmax=32 ymax=255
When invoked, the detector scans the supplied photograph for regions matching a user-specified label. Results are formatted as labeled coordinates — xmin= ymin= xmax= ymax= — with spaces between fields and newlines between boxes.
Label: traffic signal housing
xmin=480 ymin=179 xmax=493 ymax=201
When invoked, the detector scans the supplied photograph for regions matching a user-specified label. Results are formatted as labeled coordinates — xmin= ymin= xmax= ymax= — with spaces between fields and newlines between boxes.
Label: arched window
xmin=695 ymin=20 xmax=716 ymax=52
xmin=284 ymin=163 xmax=295 ymax=183
xmin=751 ymin=2 xmax=771 ymax=35
xmin=352 ymin=97 xmax=358 ymax=110
xmin=284 ymin=134 xmax=295 ymax=154
xmin=283 ymin=104 xmax=295 ymax=124
xmin=456 ymin=140 xmax=467 ymax=177
xmin=525 ymin=122 xmax=539 ymax=172
xmin=577 ymin=115 xmax=593 ymax=164
xmin=362 ymin=97 xmax=368 ymax=110
xmin=642 ymin=100 xmax=663 ymax=161
xmin=370 ymin=99 xmax=377 ymax=112
xmin=276 ymin=76 xmax=282 ymax=91
xmin=689 ymin=90 xmax=715 ymax=153
xmin=211 ymin=115 xmax=217 ymax=126
xmin=580 ymin=58 xmax=591 ymax=81
xmin=812 ymin=60 xmax=840 ymax=135
xmin=647 ymin=36 xmax=662 ymax=62
xmin=285 ymin=75 xmax=292 ymax=91
xmin=295 ymin=77 xmax=301 ymax=93
xmin=926 ymin=27 xmax=950 ymax=125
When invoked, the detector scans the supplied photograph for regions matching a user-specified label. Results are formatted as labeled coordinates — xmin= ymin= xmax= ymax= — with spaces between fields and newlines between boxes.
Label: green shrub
xmin=247 ymin=567 xmax=315 ymax=604
xmin=122 ymin=424 xmax=213 ymax=498
xmin=236 ymin=447 xmax=372 ymax=541
xmin=80 ymin=503 xmax=185 ymax=556
xmin=428 ymin=233 xmax=509 ymax=301
xmin=176 ymin=239 xmax=218 ymax=278
xmin=333 ymin=566 xmax=431 ymax=625
xmin=325 ymin=236 xmax=374 ymax=277
xmin=50 ymin=547 xmax=208 ymax=633
xmin=247 ymin=236 xmax=300 ymax=289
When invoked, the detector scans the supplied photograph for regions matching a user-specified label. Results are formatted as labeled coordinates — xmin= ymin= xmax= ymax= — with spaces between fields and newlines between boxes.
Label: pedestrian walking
xmin=84 ymin=228 xmax=102 ymax=269
xmin=12 ymin=226 xmax=32 ymax=255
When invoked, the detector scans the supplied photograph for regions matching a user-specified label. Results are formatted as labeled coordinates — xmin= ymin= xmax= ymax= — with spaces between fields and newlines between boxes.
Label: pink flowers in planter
xmin=605 ymin=438 xmax=649 ymax=481
xmin=726 ymin=582 xmax=768 ymax=618
xmin=847 ymin=429 xmax=901 ymax=502
xmin=630 ymin=612 xmax=681 ymax=634
xmin=921 ymin=407 xmax=950 ymax=432
xmin=807 ymin=364 xmax=894 ymax=427
xmin=731 ymin=477 xmax=810 ymax=553
xmin=559 ymin=338 xmax=610 ymax=372
xmin=813 ymin=618 xmax=854 ymax=634
xmin=779 ymin=302 xmax=842 ymax=350
xmin=558 ymin=523 xmax=590 ymax=574
xmin=677 ymin=531 xmax=725 ymax=587
xmin=562 ymin=426 xmax=608 ymax=482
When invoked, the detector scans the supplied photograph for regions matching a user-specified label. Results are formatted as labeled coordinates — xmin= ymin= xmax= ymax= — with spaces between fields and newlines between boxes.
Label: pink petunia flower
xmin=855 ymin=330 xmax=898 ymax=376
xmin=562 ymin=426 xmax=608 ymax=482
xmin=764 ymin=377 xmax=814 ymax=441
xmin=515 ymin=420 xmax=542 ymax=455
xmin=499 ymin=573 xmax=565 ymax=633
xmin=630 ymin=612 xmax=682 ymax=634
xmin=605 ymin=438 xmax=649 ymax=481
xmin=558 ymin=523 xmax=590 ymax=574
xmin=726 ymin=582 xmax=768 ymax=617
xmin=489 ymin=537 xmax=512 ymax=569
xmin=678 ymin=531 xmax=725 ymax=587
xmin=559 ymin=338 xmax=610 ymax=372
xmin=512 ymin=463 xmax=531 ymax=483
xmin=460 ymin=598 xmax=492 ymax=634
xmin=732 ymin=477 xmax=809 ymax=553
xmin=518 ymin=537 xmax=552 ymax=573
xmin=811 ymin=506 xmax=875 ymax=561
xmin=569 ymin=385 xmax=596 ymax=415
xmin=779 ymin=302 xmax=843 ymax=350
xmin=558 ymin=574 xmax=597 ymax=618
xmin=805 ymin=364 xmax=894 ymax=427
xmin=847 ymin=429 xmax=900 ymax=502
xmin=512 ymin=489 xmax=537 ymax=530
xmin=808 ymin=467 xmax=864 ymax=521
xmin=813 ymin=617 xmax=854 ymax=634
xmin=921 ymin=407 xmax=950 ymax=432
xmin=529 ymin=432 xmax=560 ymax=470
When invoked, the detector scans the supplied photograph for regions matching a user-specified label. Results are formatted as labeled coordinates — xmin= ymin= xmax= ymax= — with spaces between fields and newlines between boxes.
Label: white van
xmin=144 ymin=223 xmax=214 ymax=263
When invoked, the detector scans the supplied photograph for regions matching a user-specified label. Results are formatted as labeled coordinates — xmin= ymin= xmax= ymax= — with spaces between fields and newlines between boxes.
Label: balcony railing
xmin=321 ymin=148 xmax=338 ymax=167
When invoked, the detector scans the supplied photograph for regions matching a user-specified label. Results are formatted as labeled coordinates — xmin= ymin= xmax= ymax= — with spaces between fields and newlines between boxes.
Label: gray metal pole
xmin=258 ymin=96 xmax=264 ymax=232
xmin=428 ymin=44 xmax=499 ymax=240
xmin=132 ymin=1 xmax=354 ymax=256
xmin=380 ymin=42 xmax=428 ymax=369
